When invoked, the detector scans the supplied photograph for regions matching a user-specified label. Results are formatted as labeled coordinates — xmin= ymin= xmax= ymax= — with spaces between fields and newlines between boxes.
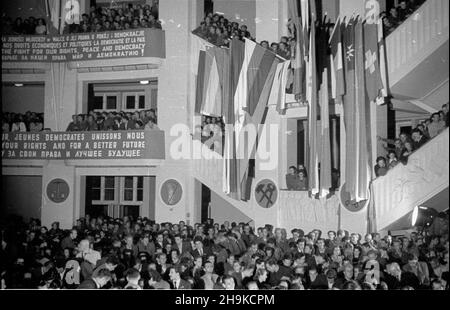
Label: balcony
xmin=372 ymin=128 xmax=449 ymax=231
xmin=386 ymin=0 xmax=449 ymax=107
xmin=1 ymin=29 xmax=166 ymax=70
xmin=1 ymin=129 xmax=165 ymax=167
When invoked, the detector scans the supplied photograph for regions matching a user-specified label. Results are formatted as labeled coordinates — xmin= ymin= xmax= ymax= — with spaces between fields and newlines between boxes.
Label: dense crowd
xmin=192 ymin=12 xmax=293 ymax=60
xmin=2 ymin=111 xmax=45 ymax=133
xmin=0 ymin=214 xmax=448 ymax=290
xmin=1 ymin=1 xmax=160 ymax=35
xmin=380 ymin=0 xmax=427 ymax=36
xmin=374 ymin=102 xmax=449 ymax=177
xmin=66 ymin=109 xmax=159 ymax=132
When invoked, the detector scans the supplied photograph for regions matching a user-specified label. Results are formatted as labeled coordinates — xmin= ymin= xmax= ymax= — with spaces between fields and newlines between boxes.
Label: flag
xmin=223 ymin=38 xmax=245 ymax=196
xmin=355 ymin=18 xmax=371 ymax=201
xmin=194 ymin=50 xmax=206 ymax=114
xmin=307 ymin=20 xmax=319 ymax=195
xmin=377 ymin=18 xmax=389 ymax=105
xmin=329 ymin=18 xmax=345 ymax=102
xmin=363 ymin=20 xmax=383 ymax=103
xmin=47 ymin=0 xmax=62 ymax=34
xmin=201 ymin=47 xmax=222 ymax=117
xmin=342 ymin=17 xmax=357 ymax=201
xmin=234 ymin=38 xmax=282 ymax=201
xmin=317 ymin=22 xmax=332 ymax=198
xmin=275 ymin=60 xmax=292 ymax=114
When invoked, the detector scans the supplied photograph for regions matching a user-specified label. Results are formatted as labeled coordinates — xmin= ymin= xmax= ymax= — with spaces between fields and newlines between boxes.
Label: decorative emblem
xmin=365 ymin=50 xmax=377 ymax=73
xmin=339 ymin=182 xmax=370 ymax=212
xmin=46 ymin=178 xmax=70 ymax=203
xmin=161 ymin=179 xmax=182 ymax=206
xmin=255 ymin=179 xmax=278 ymax=208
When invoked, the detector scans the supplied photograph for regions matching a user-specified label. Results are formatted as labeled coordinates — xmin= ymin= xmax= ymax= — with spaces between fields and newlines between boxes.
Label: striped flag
xmin=234 ymin=38 xmax=282 ymax=201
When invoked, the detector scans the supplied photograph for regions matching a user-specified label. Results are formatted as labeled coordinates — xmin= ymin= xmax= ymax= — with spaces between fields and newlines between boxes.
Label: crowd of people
xmin=374 ymin=102 xmax=449 ymax=177
xmin=381 ymin=0 xmax=427 ymax=36
xmin=65 ymin=109 xmax=159 ymax=132
xmin=2 ymin=1 xmax=160 ymax=35
xmin=2 ymin=111 xmax=45 ymax=133
xmin=192 ymin=12 xmax=293 ymax=60
xmin=0 ymin=213 xmax=448 ymax=290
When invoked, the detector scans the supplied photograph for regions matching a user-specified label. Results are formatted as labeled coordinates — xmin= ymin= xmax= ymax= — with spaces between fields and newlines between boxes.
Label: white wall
xmin=210 ymin=191 xmax=252 ymax=225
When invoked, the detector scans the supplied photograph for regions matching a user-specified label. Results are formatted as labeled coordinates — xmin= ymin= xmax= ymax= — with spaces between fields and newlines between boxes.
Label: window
xmin=91 ymin=176 xmax=118 ymax=204
xmin=120 ymin=176 xmax=144 ymax=204
xmin=89 ymin=176 xmax=144 ymax=216
xmin=122 ymin=92 xmax=146 ymax=111
xmin=92 ymin=92 xmax=120 ymax=112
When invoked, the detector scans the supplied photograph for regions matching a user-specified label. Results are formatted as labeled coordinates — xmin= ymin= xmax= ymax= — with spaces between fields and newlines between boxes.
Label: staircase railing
xmin=386 ymin=0 xmax=449 ymax=88
xmin=372 ymin=128 xmax=449 ymax=230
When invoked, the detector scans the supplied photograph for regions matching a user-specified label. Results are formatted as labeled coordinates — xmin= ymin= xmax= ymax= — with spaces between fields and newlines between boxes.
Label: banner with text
xmin=2 ymin=29 xmax=165 ymax=62
xmin=2 ymin=130 xmax=165 ymax=160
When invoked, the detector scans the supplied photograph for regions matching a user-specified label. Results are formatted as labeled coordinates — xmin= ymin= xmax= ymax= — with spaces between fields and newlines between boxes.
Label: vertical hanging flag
xmin=363 ymin=20 xmax=383 ymax=103
xmin=342 ymin=17 xmax=357 ymax=201
xmin=317 ymin=22 xmax=332 ymax=198
xmin=329 ymin=18 xmax=345 ymax=102
xmin=355 ymin=18 xmax=371 ymax=202
xmin=377 ymin=18 xmax=389 ymax=105
xmin=307 ymin=20 xmax=319 ymax=196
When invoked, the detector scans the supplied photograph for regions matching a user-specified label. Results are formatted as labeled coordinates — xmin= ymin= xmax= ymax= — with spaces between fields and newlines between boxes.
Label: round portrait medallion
xmin=161 ymin=179 xmax=183 ymax=206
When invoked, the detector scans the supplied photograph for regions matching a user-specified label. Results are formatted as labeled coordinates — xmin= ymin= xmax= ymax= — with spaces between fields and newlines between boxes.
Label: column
xmin=41 ymin=161 xmax=76 ymax=229
xmin=156 ymin=0 xmax=203 ymax=224
xmin=255 ymin=0 xmax=281 ymax=44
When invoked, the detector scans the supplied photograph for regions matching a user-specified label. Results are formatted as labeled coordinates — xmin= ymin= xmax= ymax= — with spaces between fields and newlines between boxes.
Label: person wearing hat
xmin=288 ymin=229 xmax=302 ymax=244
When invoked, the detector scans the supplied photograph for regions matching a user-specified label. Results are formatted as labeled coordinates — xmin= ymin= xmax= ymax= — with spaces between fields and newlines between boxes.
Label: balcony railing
xmin=372 ymin=128 xmax=449 ymax=231
xmin=386 ymin=0 xmax=449 ymax=88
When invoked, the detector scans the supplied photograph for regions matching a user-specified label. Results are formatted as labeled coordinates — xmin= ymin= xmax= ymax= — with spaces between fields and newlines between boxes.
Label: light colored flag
xmin=377 ymin=18 xmax=389 ymax=105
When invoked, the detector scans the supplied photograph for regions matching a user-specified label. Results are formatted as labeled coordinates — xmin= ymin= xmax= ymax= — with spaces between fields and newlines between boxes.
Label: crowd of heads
xmin=2 ymin=15 xmax=48 ymax=35
xmin=380 ymin=0 xmax=427 ymax=36
xmin=374 ymin=102 xmax=449 ymax=177
xmin=66 ymin=109 xmax=158 ymax=132
xmin=1 ymin=213 xmax=448 ymax=290
xmin=2 ymin=111 xmax=45 ymax=133
xmin=193 ymin=12 xmax=294 ymax=60
xmin=1 ymin=1 xmax=160 ymax=36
